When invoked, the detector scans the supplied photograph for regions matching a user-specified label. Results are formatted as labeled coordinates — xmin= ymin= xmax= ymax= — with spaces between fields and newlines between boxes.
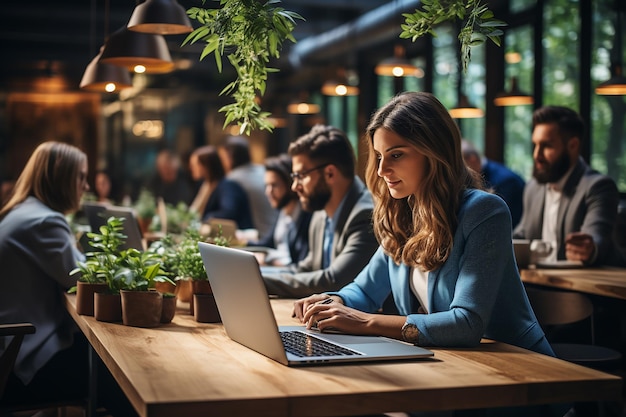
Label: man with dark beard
xmin=513 ymin=106 xmax=624 ymax=266
xmin=261 ymin=125 xmax=378 ymax=297
xmin=247 ymin=154 xmax=312 ymax=266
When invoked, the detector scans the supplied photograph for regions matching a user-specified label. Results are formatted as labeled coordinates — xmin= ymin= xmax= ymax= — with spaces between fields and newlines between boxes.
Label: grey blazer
xmin=513 ymin=157 xmax=625 ymax=266
xmin=0 ymin=197 xmax=84 ymax=384
xmin=262 ymin=177 xmax=378 ymax=298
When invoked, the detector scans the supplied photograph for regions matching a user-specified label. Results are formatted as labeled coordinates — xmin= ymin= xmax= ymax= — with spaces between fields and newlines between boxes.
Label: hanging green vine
xmin=400 ymin=0 xmax=506 ymax=72
xmin=184 ymin=0 xmax=303 ymax=135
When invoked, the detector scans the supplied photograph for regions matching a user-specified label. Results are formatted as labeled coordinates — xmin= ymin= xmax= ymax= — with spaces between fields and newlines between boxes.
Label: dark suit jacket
xmin=482 ymin=159 xmax=525 ymax=228
xmin=513 ymin=157 xmax=625 ymax=266
xmin=0 ymin=197 xmax=84 ymax=384
xmin=262 ymin=176 xmax=378 ymax=298
xmin=202 ymin=178 xmax=254 ymax=230
xmin=254 ymin=203 xmax=312 ymax=265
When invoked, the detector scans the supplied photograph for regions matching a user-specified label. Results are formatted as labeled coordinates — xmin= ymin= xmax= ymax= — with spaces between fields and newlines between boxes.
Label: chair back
xmin=525 ymin=287 xmax=594 ymax=326
xmin=0 ymin=323 xmax=36 ymax=396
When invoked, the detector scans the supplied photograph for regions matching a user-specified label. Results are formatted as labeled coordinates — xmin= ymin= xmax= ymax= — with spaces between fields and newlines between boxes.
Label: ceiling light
xmin=80 ymin=47 xmax=133 ymax=93
xmin=596 ymin=65 xmax=626 ymax=95
xmin=449 ymin=94 xmax=484 ymax=119
xmin=375 ymin=45 xmax=423 ymax=78
xmin=494 ymin=76 xmax=534 ymax=106
xmin=127 ymin=0 xmax=193 ymax=35
xmin=100 ymin=26 xmax=175 ymax=74
xmin=321 ymin=81 xmax=359 ymax=96
xmin=287 ymin=102 xmax=321 ymax=115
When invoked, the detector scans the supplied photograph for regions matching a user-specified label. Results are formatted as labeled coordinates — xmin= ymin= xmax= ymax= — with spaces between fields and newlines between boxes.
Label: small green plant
xmin=184 ymin=0 xmax=304 ymax=135
xmin=134 ymin=188 xmax=157 ymax=220
xmin=174 ymin=230 xmax=208 ymax=281
xmin=400 ymin=0 xmax=506 ymax=72
xmin=70 ymin=216 xmax=174 ymax=294
xmin=152 ymin=202 xmax=200 ymax=235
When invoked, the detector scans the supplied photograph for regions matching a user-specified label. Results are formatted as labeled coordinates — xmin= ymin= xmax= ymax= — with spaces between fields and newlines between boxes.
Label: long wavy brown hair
xmin=0 ymin=141 xmax=87 ymax=219
xmin=365 ymin=92 xmax=482 ymax=270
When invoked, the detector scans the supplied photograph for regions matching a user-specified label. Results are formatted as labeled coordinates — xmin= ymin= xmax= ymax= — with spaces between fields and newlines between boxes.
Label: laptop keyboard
xmin=280 ymin=330 xmax=362 ymax=357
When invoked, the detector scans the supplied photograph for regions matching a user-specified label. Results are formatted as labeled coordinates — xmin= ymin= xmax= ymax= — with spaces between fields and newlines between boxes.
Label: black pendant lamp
xmin=80 ymin=47 xmax=133 ymax=92
xmin=100 ymin=26 xmax=175 ymax=74
xmin=127 ymin=0 xmax=193 ymax=35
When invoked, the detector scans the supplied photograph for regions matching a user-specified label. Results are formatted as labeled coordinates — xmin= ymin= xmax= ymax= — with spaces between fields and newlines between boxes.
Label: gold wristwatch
xmin=401 ymin=320 xmax=419 ymax=344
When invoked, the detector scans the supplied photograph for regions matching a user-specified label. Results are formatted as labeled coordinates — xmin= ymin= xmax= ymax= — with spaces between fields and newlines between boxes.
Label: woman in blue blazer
xmin=294 ymin=92 xmax=553 ymax=357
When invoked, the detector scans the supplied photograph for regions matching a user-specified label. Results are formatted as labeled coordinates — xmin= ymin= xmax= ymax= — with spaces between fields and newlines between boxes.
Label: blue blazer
xmin=202 ymin=178 xmax=254 ymax=230
xmin=335 ymin=189 xmax=554 ymax=356
xmin=482 ymin=159 xmax=525 ymax=228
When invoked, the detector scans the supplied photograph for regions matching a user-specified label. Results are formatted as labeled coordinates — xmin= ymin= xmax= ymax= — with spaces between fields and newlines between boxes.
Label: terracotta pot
xmin=120 ymin=290 xmax=163 ymax=328
xmin=75 ymin=281 xmax=108 ymax=316
xmin=160 ymin=295 xmax=177 ymax=324
xmin=175 ymin=278 xmax=193 ymax=303
xmin=94 ymin=292 xmax=122 ymax=322
xmin=193 ymin=293 xmax=221 ymax=323
xmin=155 ymin=281 xmax=176 ymax=296
xmin=189 ymin=280 xmax=212 ymax=315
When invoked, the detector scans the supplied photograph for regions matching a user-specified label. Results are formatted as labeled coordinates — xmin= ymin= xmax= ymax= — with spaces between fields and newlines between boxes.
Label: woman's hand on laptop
xmin=292 ymin=294 xmax=340 ymax=322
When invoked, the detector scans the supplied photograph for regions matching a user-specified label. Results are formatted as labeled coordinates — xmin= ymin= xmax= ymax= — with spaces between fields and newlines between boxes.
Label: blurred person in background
xmin=461 ymin=139 xmax=525 ymax=228
xmin=218 ymin=136 xmax=278 ymax=239
xmin=513 ymin=105 xmax=625 ymax=266
xmin=249 ymin=153 xmax=312 ymax=266
xmin=189 ymin=145 xmax=254 ymax=229
xmin=149 ymin=148 xmax=194 ymax=206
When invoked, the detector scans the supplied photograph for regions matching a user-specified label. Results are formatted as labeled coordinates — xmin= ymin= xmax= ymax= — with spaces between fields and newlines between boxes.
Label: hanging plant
xmin=400 ymin=0 xmax=506 ymax=72
xmin=184 ymin=0 xmax=303 ymax=135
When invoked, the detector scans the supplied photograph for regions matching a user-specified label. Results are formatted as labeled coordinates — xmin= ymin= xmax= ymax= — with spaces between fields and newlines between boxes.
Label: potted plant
xmin=71 ymin=216 xmax=130 ymax=321
xmin=69 ymin=217 xmax=129 ymax=316
xmin=116 ymin=246 xmax=174 ymax=328
xmin=72 ymin=216 xmax=176 ymax=326
xmin=171 ymin=230 xmax=220 ymax=322
xmin=133 ymin=188 xmax=157 ymax=234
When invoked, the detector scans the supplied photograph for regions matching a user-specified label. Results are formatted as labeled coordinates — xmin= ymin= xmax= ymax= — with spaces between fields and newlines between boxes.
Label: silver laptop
xmin=83 ymin=203 xmax=145 ymax=251
xmin=198 ymin=242 xmax=434 ymax=366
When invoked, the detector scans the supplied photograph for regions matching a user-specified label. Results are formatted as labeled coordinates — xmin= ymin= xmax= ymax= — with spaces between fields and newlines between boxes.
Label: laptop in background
xmin=83 ymin=203 xmax=146 ymax=251
xmin=198 ymin=242 xmax=434 ymax=366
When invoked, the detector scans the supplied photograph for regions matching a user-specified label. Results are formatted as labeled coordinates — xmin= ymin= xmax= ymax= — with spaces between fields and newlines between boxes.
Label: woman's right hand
xmin=292 ymin=294 xmax=333 ymax=322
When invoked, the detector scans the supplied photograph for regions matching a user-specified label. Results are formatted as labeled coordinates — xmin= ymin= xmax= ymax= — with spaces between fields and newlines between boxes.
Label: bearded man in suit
xmin=513 ymin=105 xmax=624 ymax=267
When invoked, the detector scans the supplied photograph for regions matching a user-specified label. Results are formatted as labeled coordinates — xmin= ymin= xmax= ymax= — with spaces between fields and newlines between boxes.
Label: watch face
xmin=402 ymin=322 xmax=419 ymax=343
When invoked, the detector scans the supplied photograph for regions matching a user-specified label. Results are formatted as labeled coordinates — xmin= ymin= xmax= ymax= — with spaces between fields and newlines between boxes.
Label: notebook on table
xmin=83 ymin=203 xmax=146 ymax=251
xmin=198 ymin=242 xmax=434 ymax=366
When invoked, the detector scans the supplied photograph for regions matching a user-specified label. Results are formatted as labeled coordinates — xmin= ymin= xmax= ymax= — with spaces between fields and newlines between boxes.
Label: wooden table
xmin=64 ymin=294 xmax=622 ymax=417
xmin=521 ymin=267 xmax=626 ymax=300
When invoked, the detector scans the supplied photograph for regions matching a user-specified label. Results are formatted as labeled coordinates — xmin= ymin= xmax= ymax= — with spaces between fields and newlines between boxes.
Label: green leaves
xmin=184 ymin=0 xmax=303 ymax=135
xmin=401 ymin=0 xmax=506 ymax=73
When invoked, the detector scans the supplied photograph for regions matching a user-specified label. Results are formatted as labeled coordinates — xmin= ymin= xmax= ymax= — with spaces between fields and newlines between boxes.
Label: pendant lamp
xmin=100 ymin=26 xmax=175 ymax=74
xmin=321 ymin=81 xmax=359 ymax=96
xmin=322 ymin=68 xmax=359 ymax=96
xmin=80 ymin=0 xmax=132 ymax=93
xmin=80 ymin=47 xmax=133 ymax=92
xmin=494 ymin=76 xmax=534 ymax=106
xmin=127 ymin=0 xmax=193 ymax=35
xmin=375 ymin=45 xmax=424 ymax=78
xmin=287 ymin=92 xmax=320 ymax=114
xmin=449 ymin=94 xmax=484 ymax=119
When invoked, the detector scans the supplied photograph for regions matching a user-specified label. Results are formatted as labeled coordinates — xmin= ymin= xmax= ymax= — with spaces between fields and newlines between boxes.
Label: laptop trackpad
xmin=316 ymin=333 xmax=399 ymax=345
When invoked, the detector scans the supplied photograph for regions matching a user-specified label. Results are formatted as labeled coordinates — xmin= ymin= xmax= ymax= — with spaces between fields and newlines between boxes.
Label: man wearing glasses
xmin=261 ymin=124 xmax=378 ymax=298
